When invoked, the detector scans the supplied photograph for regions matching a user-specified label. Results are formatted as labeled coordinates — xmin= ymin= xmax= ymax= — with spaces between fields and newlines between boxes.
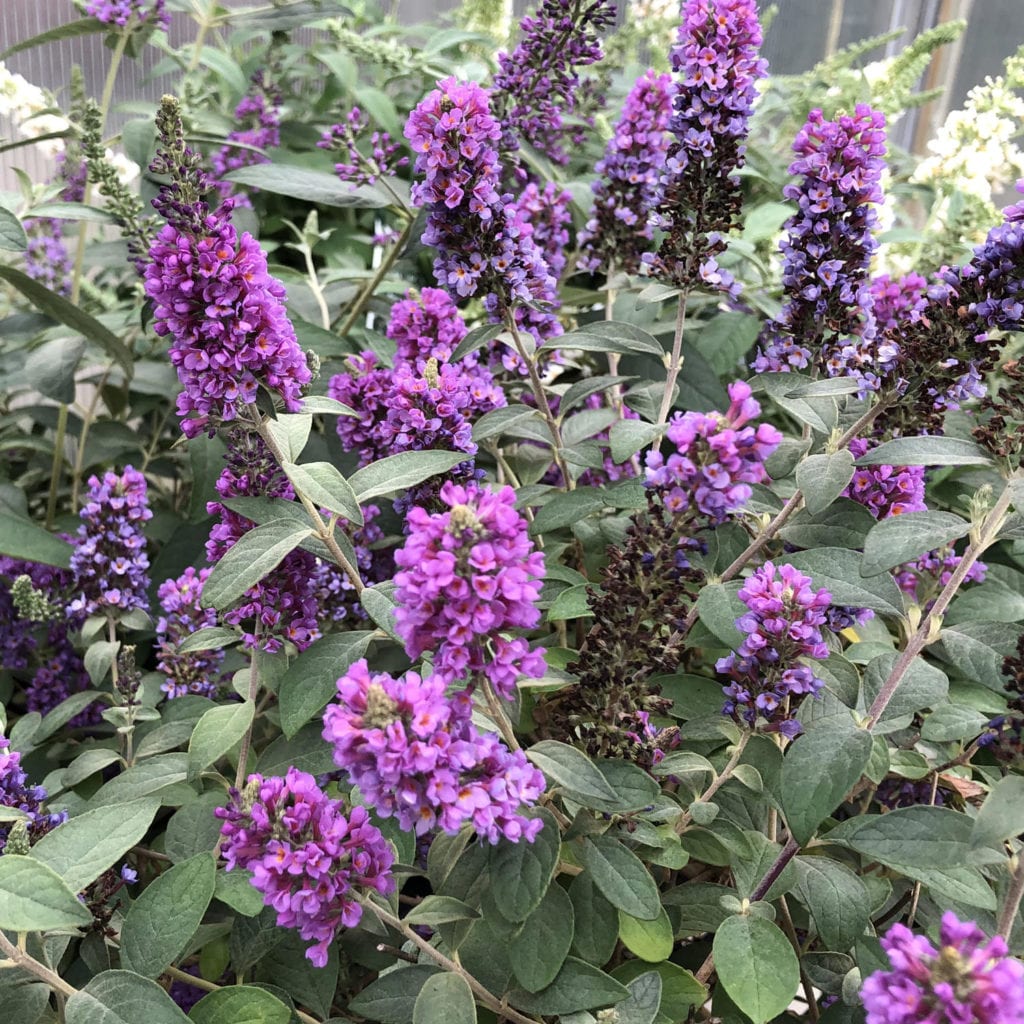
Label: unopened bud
xmin=4 ymin=820 xmax=31 ymax=856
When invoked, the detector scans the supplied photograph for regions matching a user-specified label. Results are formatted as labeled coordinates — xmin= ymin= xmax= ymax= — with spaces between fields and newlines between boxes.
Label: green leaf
xmin=529 ymin=489 xmax=610 ymax=533
xmin=920 ymin=703 xmax=989 ymax=742
xmin=861 ymin=652 xmax=948 ymax=723
xmin=88 ymin=754 xmax=189 ymax=807
xmin=0 ymin=855 xmax=92 ymax=931
xmin=0 ymin=266 xmax=133 ymax=377
xmin=569 ymin=870 xmax=619 ymax=965
xmin=609 ymin=420 xmax=663 ymax=464
xmin=526 ymin=740 xmax=618 ymax=805
xmin=783 ymin=548 xmax=905 ymax=616
xmin=610 ymin=960 xmax=706 ymax=1018
xmin=24 ymin=336 xmax=87 ymax=403
xmin=828 ymin=806 xmax=974 ymax=871
xmin=224 ymin=163 xmax=391 ymax=209
xmin=121 ymin=853 xmax=216 ymax=977
xmin=854 ymin=436 xmax=993 ymax=467
xmin=279 ymin=631 xmax=373 ymax=738
xmin=256 ymin=724 xmax=335 ymax=778
xmin=265 ymin=415 xmax=311 ymax=462
xmin=65 ymin=971 xmax=190 ymax=1024
xmin=348 ymin=965 xmax=441 ymax=1024
xmin=618 ymin=905 xmax=674 ymax=962
xmin=29 ymin=799 xmax=159 ymax=894
xmin=360 ymin=583 xmax=401 ymax=642
xmin=188 ymin=701 xmax=255 ymax=781
xmin=935 ymin=622 xmax=1017 ymax=691
xmin=797 ymin=451 xmax=855 ymax=516
xmin=794 ymin=856 xmax=871 ymax=951
xmin=0 ymin=511 xmax=72 ymax=568
xmin=299 ymin=395 xmax=359 ymax=417
xmin=84 ymin=641 xmax=119 ymax=686
xmin=972 ymin=776 xmax=1024 ymax=850
xmin=695 ymin=584 xmax=745 ymax=648
xmin=177 ymin=627 xmax=240 ymax=654
xmin=0 ymin=206 xmax=27 ymax=251
xmin=509 ymin=957 xmax=629 ymax=1015
xmin=450 ymin=323 xmax=506 ymax=364
xmin=189 ymin=986 xmax=291 ymax=1024
xmin=713 ymin=915 xmax=800 ymax=1024
xmin=0 ymin=16 xmax=106 ymax=60
xmin=780 ymin=714 xmax=873 ymax=844
xmin=615 ymin=971 xmax=663 ymax=1024
xmin=281 ymin=461 xmax=362 ymax=523
xmin=404 ymin=896 xmax=480 ymax=928
xmin=214 ymin=869 xmax=264 ymax=917
xmin=28 ymin=201 xmax=119 ymax=225
xmin=489 ymin=808 xmax=559 ymax=922
xmin=509 ymin=883 xmax=574 ymax=991
xmin=861 ymin=512 xmax=971 ymax=576
xmin=412 ymin=973 xmax=476 ymax=1024
xmin=581 ymin=834 xmax=662 ymax=920
xmin=546 ymin=583 xmax=592 ymax=621
xmin=201 ymin=521 xmax=313 ymax=610
xmin=349 ymin=451 xmax=466 ymax=503
xmin=549 ymin=321 xmax=664 ymax=357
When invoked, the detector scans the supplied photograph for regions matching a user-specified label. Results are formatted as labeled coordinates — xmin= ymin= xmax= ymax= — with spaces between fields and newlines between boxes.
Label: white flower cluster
xmin=913 ymin=45 xmax=1024 ymax=208
xmin=0 ymin=61 xmax=140 ymax=186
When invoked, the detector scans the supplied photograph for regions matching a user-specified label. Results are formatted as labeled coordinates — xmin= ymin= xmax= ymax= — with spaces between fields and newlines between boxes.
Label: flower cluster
xmin=206 ymin=430 xmax=321 ymax=652
xmin=843 ymin=439 xmax=928 ymax=519
xmin=0 ymin=62 xmax=47 ymax=125
xmin=68 ymin=466 xmax=152 ymax=617
xmin=145 ymin=99 xmax=310 ymax=438
xmin=216 ymin=768 xmax=394 ymax=967
xmin=323 ymin=659 xmax=545 ymax=843
xmin=754 ymin=105 xmax=888 ymax=384
xmin=156 ymin=568 xmax=228 ymax=699
xmin=579 ymin=69 xmax=673 ymax=275
xmin=404 ymin=77 xmax=561 ymax=341
xmin=0 ymin=734 xmax=66 ymax=852
xmin=861 ymin=911 xmax=1024 ymax=1024
xmin=393 ymin=481 xmax=546 ymax=699
xmin=646 ymin=0 xmax=767 ymax=294
xmin=644 ymin=381 xmax=782 ymax=525
xmin=717 ymin=561 xmax=832 ymax=737
xmin=212 ymin=69 xmax=282 ymax=196
xmin=84 ymin=0 xmax=170 ymax=30
xmin=23 ymin=150 xmax=86 ymax=296
xmin=319 ymin=106 xmax=408 ymax=187
xmin=507 ymin=180 xmax=573 ymax=281
xmin=871 ymin=272 xmax=929 ymax=333
xmin=386 ymin=287 xmax=470 ymax=369
xmin=895 ymin=546 xmax=987 ymax=607
xmin=491 ymin=0 xmax=616 ymax=167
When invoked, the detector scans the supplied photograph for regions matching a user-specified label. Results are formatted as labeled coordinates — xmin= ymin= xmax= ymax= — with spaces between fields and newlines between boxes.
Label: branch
xmin=0 ymin=930 xmax=77 ymax=999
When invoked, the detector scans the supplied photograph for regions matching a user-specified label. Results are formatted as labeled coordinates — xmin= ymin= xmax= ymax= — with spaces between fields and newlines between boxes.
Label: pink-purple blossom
xmin=844 ymin=438 xmax=927 ymax=519
xmin=393 ymin=481 xmax=546 ymax=698
xmin=646 ymin=0 xmax=767 ymax=295
xmin=0 ymin=733 xmax=66 ymax=851
xmin=156 ymin=568 xmax=228 ymax=699
xmin=717 ymin=560 xmax=832 ymax=736
xmin=323 ymin=659 xmax=545 ymax=843
xmin=319 ymin=106 xmax=408 ymax=187
xmin=579 ymin=69 xmax=674 ymax=275
xmin=644 ymin=380 xmax=782 ymax=524
xmin=861 ymin=911 xmax=1024 ymax=1024
xmin=216 ymin=768 xmax=394 ymax=967
xmin=754 ymin=105 xmax=888 ymax=384
xmin=68 ymin=466 xmax=152 ymax=617
xmin=85 ymin=0 xmax=169 ymax=30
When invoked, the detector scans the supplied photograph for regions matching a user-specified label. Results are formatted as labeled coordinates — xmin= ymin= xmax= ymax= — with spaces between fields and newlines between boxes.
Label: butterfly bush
xmin=0 ymin=734 xmax=66 ymax=851
xmin=491 ymin=0 xmax=616 ymax=166
xmin=393 ymin=481 xmax=546 ymax=699
xmin=319 ymin=106 xmax=408 ymax=187
xmin=217 ymin=768 xmax=395 ymax=967
xmin=84 ymin=0 xmax=170 ymax=30
xmin=323 ymin=659 xmax=545 ymax=842
xmin=861 ymin=912 xmax=1024 ymax=1024
xmin=404 ymin=76 xmax=561 ymax=343
xmin=646 ymin=0 xmax=767 ymax=295
xmin=68 ymin=466 xmax=152 ymax=617
xmin=644 ymin=380 xmax=783 ymax=524
xmin=579 ymin=68 xmax=674 ymax=275
xmin=754 ymin=105 xmax=888 ymax=383
xmin=843 ymin=439 xmax=928 ymax=519
xmin=717 ymin=561 xmax=832 ymax=737
xmin=156 ymin=568 xmax=227 ymax=699
xmin=212 ymin=69 xmax=282 ymax=204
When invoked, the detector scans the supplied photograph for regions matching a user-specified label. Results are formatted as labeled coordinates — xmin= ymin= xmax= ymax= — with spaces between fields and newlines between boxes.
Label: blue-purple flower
xmin=156 ymin=567 xmax=228 ymax=699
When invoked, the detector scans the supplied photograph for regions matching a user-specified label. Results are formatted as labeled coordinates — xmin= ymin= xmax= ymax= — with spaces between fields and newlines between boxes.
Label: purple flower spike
xmin=319 ymin=106 xmax=408 ymax=188
xmin=404 ymin=77 xmax=561 ymax=342
xmin=212 ymin=69 xmax=282 ymax=204
xmin=85 ymin=0 xmax=170 ymax=30
xmin=492 ymin=0 xmax=616 ymax=167
xmin=644 ymin=380 xmax=782 ymax=525
xmin=156 ymin=567 xmax=229 ymax=699
xmin=323 ymin=659 xmax=546 ymax=844
xmin=716 ymin=560 xmax=832 ymax=735
xmin=753 ymin=105 xmax=888 ymax=386
xmin=216 ymin=768 xmax=394 ymax=967
xmin=0 ymin=734 xmax=67 ymax=852
xmin=68 ymin=466 xmax=152 ymax=618
xmin=579 ymin=69 xmax=674 ymax=275
xmin=646 ymin=0 xmax=767 ymax=295
xmin=844 ymin=438 xmax=927 ymax=520
xmin=393 ymin=481 xmax=546 ymax=699
xmin=861 ymin=911 xmax=1024 ymax=1024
